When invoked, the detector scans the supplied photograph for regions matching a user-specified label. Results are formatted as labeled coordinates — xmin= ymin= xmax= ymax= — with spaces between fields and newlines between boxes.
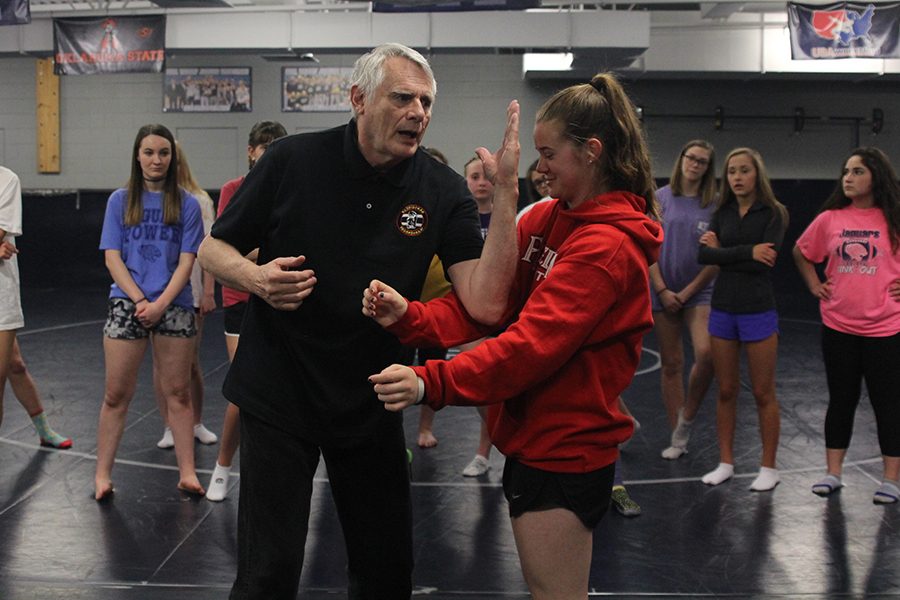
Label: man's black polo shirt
xmin=211 ymin=120 xmax=483 ymax=445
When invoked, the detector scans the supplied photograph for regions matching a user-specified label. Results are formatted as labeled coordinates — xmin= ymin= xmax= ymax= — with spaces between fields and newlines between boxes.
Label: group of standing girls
xmin=652 ymin=142 xmax=787 ymax=492
xmin=653 ymin=139 xmax=899 ymax=502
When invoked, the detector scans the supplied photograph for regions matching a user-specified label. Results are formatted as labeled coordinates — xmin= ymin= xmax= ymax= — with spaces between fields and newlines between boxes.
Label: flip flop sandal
xmin=873 ymin=481 xmax=899 ymax=505
xmin=812 ymin=474 xmax=842 ymax=497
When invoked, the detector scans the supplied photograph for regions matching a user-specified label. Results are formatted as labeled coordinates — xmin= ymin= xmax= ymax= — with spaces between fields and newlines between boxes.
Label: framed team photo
xmin=282 ymin=66 xmax=353 ymax=112
xmin=163 ymin=67 xmax=252 ymax=113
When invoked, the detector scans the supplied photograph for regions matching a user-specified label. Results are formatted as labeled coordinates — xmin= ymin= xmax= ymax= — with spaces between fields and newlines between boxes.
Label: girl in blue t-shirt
xmin=94 ymin=124 xmax=205 ymax=501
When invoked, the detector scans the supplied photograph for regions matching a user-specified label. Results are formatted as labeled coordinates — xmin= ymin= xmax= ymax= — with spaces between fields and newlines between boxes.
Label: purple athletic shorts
xmin=708 ymin=308 xmax=779 ymax=342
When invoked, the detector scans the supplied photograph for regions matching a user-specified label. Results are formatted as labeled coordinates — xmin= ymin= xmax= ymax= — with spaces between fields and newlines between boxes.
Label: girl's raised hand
xmin=362 ymin=279 xmax=408 ymax=328
xmin=475 ymin=100 xmax=520 ymax=189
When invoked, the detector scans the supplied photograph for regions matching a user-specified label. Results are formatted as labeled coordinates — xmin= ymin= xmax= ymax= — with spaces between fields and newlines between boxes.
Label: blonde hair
xmin=719 ymin=147 xmax=788 ymax=227
xmin=536 ymin=72 xmax=658 ymax=219
xmin=175 ymin=141 xmax=204 ymax=196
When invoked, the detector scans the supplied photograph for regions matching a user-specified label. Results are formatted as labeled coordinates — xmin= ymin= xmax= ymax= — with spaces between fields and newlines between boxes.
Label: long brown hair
xmin=821 ymin=147 xmax=900 ymax=253
xmin=126 ymin=124 xmax=181 ymax=226
xmin=670 ymin=139 xmax=717 ymax=209
xmin=718 ymin=147 xmax=788 ymax=227
xmin=535 ymin=72 xmax=658 ymax=219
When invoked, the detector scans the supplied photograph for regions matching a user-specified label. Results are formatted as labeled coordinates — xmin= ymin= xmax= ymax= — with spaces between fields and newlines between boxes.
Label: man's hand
xmin=362 ymin=279 xmax=408 ymax=327
xmin=369 ymin=364 xmax=420 ymax=411
xmin=475 ymin=100 xmax=520 ymax=189
xmin=252 ymin=255 xmax=316 ymax=310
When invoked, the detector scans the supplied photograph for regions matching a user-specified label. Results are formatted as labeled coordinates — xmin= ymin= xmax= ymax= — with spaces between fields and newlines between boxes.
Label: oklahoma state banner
xmin=53 ymin=15 xmax=166 ymax=75
xmin=788 ymin=2 xmax=900 ymax=59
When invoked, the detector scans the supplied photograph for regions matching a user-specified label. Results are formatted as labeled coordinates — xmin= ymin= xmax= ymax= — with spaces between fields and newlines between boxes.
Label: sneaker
xmin=40 ymin=435 xmax=73 ymax=450
xmin=157 ymin=427 xmax=174 ymax=449
xmin=193 ymin=423 xmax=219 ymax=445
xmin=611 ymin=486 xmax=641 ymax=517
xmin=462 ymin=455 xmax=490 ymax=477
xmin=206 ymin=463 xmax=231 ymax=502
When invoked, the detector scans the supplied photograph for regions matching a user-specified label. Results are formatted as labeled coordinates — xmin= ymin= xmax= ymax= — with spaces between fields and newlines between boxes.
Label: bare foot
xmin=95 ymin=480 xmax=115 ymax=501
xmin=417 ymin=430 xmax=438 ymax=448
xmin=178 ymin=476 xmax=206 ymax=496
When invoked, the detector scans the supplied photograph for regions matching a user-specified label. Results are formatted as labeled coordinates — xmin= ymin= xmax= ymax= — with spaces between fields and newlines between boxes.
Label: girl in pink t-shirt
xmin=793 ymin=147 xmax=900 ymax=505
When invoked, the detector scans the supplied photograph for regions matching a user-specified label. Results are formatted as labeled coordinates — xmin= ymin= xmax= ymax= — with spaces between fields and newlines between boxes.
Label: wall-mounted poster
xmin=164 ymin=67 xmax=252 ymax=112
xmin=283 ymin=67 xmax=353 ymax=113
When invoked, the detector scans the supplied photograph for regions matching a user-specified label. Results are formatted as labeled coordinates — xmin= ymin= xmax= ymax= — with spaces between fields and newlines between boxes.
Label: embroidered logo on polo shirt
xmin=396 ymin=204 xmax=428 ymax=237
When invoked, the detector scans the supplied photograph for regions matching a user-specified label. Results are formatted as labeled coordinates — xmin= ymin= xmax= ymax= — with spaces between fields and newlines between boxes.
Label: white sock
xmin=701 ymin=463 xmax=734 ymax=486
xmin=661 ymin=445 xmax=687 ymax=460
xmin=750 ymin=466 xmax=780 ymax=491
xmin=157 ymin=427 xmax=174 ymax=449
xmin=206 ymin=462 xmax=232 ymax=502
xmin=193 ymin=423 xmax=219 ymax=445
xmin=670 ymin=409 xmax=693 ymax=448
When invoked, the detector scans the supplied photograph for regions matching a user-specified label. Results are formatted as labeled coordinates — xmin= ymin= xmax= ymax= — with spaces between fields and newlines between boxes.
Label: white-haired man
xmin=200 ymin=43 xmax=519 ymax=599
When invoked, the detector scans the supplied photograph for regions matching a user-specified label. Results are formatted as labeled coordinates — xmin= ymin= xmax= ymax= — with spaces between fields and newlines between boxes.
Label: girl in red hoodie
xmin=365 ymin=73 xmax=662 ymax=600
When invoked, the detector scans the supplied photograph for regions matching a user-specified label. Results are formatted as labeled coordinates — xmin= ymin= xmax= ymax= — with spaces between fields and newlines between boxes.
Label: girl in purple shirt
xmin=649 ymin=140 xmax=718 ymax=460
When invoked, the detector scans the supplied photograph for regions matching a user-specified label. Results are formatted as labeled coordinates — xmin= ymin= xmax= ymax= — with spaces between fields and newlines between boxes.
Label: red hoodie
xmin=388 ymin=191 xmax=663 ymax=473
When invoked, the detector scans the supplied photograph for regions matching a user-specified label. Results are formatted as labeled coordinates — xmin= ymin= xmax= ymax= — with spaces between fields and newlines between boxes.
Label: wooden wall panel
xmin=36 ymin=58 xmax=60 ymax=174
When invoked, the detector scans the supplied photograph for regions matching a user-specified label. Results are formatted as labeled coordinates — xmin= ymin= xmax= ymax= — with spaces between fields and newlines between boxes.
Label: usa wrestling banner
xmin=0 ymin=0 xmax=31 ymax=26
xmin=53 ymin=16 xmax=166 ymax=75
xmin=788 ymin=2 xmax=900 ymax=59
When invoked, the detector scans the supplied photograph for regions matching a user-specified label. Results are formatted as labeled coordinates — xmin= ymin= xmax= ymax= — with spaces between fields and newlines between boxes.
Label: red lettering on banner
xmin=128 ymin=49 xmax=164 ymax=62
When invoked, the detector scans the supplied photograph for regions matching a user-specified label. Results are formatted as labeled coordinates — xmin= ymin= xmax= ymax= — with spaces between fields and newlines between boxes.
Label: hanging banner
xmin=53 ymin=15 xmax=166 ymax=75
xmin=788 ymin=2 xmax=900 ymax=59
xmin=373 ymin=0 xmax=537 ymax=12
xmin=0 ymin=0 xmax=31 ymax=26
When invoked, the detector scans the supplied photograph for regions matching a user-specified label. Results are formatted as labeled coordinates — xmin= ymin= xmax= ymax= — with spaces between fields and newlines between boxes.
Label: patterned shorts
xmin=103 ymin=297 xmax=196 ymax=340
